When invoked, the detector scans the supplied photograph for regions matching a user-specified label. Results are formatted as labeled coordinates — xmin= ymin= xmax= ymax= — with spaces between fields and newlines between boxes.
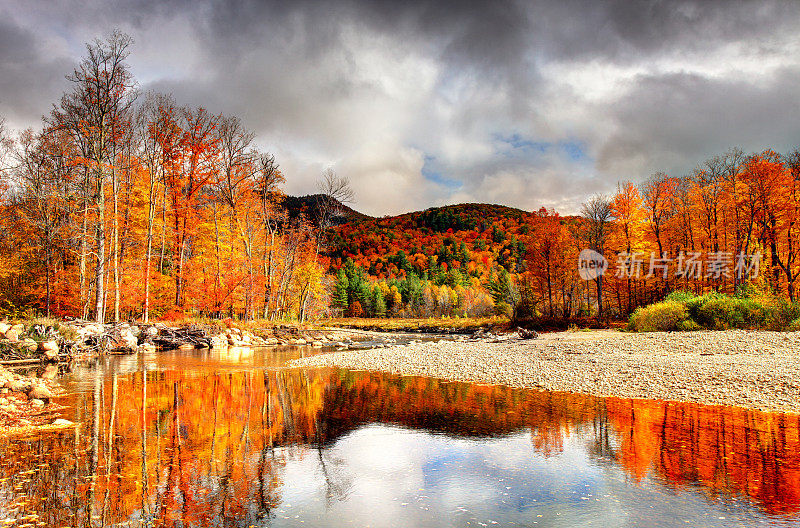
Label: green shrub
xmin=789 ymin=318 xmax=800 ymax=331
xmin=628 ymin=301 xmax=688 ymax=332
xmin=636 ymin=291 xmax=800 ymax=331
xmin=750 ymin=296 xmax=800 ymax=330
xmin=664 ymin=290 xmax=698 ymax=304
xmin=695 ymin=296 xmax=755 ymax=329
xmin=684 ymin=291 xmax=725 ymax=321
xmin=676 ymin=318 xmax=702 ymax=331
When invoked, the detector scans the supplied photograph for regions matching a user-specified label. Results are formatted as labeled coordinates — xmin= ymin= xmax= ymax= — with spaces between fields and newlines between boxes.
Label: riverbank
xmin=320 ymin=316 xmax=507 ymax=334
xmin=290 ymin=329 xmax=800 ymax=413
xmin=0 ymin=319 xmax=375 ymax=364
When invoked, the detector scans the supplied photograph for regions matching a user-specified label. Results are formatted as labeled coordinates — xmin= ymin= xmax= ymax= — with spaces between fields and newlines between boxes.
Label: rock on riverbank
xmin=290 ymin=329 xmax=800 ymax=413
xmin=0 ymin=319 xmax=366 ymax=361
xmin=0 ymin=365 xmax=70 ymax=432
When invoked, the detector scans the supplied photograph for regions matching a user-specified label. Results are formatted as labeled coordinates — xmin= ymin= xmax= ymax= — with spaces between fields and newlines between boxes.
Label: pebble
xmin=290 ymin=329 xmax=800 ymax=414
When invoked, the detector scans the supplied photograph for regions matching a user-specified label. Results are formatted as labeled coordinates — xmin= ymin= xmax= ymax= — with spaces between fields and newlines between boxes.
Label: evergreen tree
xmin=358 ymin=282 xmax=373 ymax=315
xmin=488 ymin=268 xmax=519 ymax=319
xmin=333 ymin=268 xmax=349 ymax=310
xmin=457 ymin=241 xmax=470 ymax=264
xmin=373 ymin=287 xmax=386 ymax=317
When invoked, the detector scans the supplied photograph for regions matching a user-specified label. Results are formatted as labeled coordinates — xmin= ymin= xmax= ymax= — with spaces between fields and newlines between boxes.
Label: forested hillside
xmin=326 ymin=148 xmax=800 ymax=322
xmin=325 ymin=203 xmax=547 ymax=318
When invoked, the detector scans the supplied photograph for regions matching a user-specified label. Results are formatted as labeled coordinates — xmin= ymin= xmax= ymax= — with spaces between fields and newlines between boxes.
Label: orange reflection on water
xmin=606 ymin=397 xmax=800 ymax=514
xmin=0 ymin=368 xmax=796 ymax=526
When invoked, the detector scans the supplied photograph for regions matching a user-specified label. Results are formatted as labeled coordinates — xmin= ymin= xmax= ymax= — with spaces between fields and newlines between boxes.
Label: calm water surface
xmin=1 ymin=344 xmax=799 ymax=527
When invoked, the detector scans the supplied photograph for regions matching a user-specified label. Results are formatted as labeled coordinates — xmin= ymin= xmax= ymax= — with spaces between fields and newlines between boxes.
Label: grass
xmin=629 ymin=290 xmax=800 ymax=332
xmin=318 ymin=316 xmax=509 ymax=333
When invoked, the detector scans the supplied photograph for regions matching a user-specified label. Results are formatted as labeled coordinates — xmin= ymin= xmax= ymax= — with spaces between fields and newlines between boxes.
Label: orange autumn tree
xmin=742 ymin=150 xmax=800 ymax=300
xmin=0 ymin=32 xmax=327 ymax=322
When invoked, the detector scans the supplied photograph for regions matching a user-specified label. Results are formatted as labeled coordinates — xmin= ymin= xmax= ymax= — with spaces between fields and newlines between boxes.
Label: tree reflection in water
xmin=0 ymin=366 xmax=798 ymax=526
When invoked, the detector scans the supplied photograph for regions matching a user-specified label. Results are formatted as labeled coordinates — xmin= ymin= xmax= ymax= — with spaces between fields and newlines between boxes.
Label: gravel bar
xmin=290 ymin=329 xmax=800 ymax=413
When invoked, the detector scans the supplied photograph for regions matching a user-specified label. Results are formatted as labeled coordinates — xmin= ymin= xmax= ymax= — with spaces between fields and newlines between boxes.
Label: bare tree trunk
xmin=45 ymin=241 xmax=52 ymax=317
xmin=144 ymin=175 xmax=156 ymax=323
xmin=95 ymin=165 xmax=106 ymax=324
xmin=81 ymin=196 xmax=89 ymax=319
xmin=159 ymin=182 xmax=167 ymax=274
xmin=113 ymin=166 xmax=120 ymax=322
xmin=213 ymin=204 xmax=222 ymax=317
xmin=263 ymin=231 xmax=275 ymax=319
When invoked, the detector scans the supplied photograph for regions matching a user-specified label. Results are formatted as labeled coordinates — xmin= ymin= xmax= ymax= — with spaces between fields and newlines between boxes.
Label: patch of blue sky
xmin=494 ymin=133 xmax=550 ymax=154
xmin=493 ymin=133 xmax=592 ymax=165
xmin=421 ymin=154 xmax=461 ymax=189
xmin=559 ymin=140 xmax=590 ymax=162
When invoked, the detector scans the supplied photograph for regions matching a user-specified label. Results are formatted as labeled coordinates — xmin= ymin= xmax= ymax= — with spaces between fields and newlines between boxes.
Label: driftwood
xmin=468 ymin=326 xmax=539 ymax=342
xmin=0 ymin=358 xmax=41 ymax=366
xmin=150 ymin=325 xmax=212 ymax=350
xmin=470 ymin=328 xmax=488 ymax=339
xmin=517 ymin=327 xmax=539 ymax=339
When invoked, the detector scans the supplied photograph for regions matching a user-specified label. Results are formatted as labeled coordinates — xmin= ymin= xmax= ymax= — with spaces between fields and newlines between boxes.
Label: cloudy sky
xmin=2 ymin=0 xmax=799 ymax=216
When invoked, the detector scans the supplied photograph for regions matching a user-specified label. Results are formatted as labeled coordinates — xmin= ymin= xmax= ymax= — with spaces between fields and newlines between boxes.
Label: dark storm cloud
xmin=0 ymin=14 xmax=73 ymax=125
xmin=597 ymin=67 xmax=800 ymax=179
xmin=2 ymin=0 xmax=800 ymax=214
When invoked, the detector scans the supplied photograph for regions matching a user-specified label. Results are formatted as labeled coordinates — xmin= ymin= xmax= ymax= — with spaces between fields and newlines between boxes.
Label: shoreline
xmin=290 ymin=329 xmax=800 ymax=414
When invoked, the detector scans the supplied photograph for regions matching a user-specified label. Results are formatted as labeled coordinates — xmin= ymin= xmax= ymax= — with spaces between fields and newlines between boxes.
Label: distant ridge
xmin=281 ymin=194 xmax=372 ymax=226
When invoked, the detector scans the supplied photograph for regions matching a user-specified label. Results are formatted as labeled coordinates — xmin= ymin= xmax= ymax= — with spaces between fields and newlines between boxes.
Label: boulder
xmin=113 ymin=327 xmax=138 ymax=351
xmin=39 ymin=340 xmax=59 ymax=361
xmin=0 ymin=322 xmax=10 ymax=337
xmin=30 ymin=399 xmax=45 ymax=407
xmin=5 ymin=379 xmax=30 ymax=394
xmin=210 ymin=335 xmax=229 ymax=349
xmin=177 ymin=343 xmax=195 ymax=351
xmin=51 ymin=418 xmax=75 ymax=427
xmin=75 ymin=323 xmax=105 ymax=341
xmin=20 ymin=338 xmax=38 ymax=353
xmin=40 ymin=365 xmax=58 ymax=379
xmin=28 ymin=384 xmax=52 ymax=401
xmin=5 ymin=324 xmax=24 ymax=342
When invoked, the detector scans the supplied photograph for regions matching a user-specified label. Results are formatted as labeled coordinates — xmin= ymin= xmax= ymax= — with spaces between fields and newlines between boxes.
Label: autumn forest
xmin=2 ymin=33 xmax=800 ymax=324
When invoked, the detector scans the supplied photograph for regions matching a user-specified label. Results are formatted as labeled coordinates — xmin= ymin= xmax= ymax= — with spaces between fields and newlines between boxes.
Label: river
xmin=0 ymin=344 xmax=798 ymax=527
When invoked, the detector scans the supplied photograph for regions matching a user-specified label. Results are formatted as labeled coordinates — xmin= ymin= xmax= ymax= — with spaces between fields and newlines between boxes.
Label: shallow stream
xmin=0 ymin=342 xmax=798 ymax=527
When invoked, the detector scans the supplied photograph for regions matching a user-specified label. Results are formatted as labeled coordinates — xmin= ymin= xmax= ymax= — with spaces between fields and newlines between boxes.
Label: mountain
xmin=281 ymin=194 xmax=372 ymax=227
xmin=325 ymin=203 xmax=538 ymax=280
